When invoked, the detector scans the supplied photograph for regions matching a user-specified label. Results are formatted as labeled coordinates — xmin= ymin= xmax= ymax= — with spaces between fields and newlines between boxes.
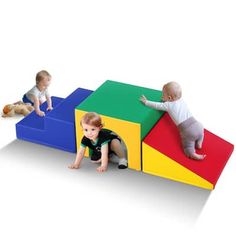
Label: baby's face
xmin=40 ymin=76 xmax=51 ymax=88
xmin=81 ymin=122 xmax=101 ymax=141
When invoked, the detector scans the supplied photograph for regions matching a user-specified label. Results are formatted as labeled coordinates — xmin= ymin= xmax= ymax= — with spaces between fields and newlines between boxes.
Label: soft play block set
xmin=16 ymin=80 xmax=234 ymax=189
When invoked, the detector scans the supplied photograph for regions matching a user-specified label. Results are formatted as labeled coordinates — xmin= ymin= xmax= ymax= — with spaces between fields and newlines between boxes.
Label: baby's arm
xmin=68 ymin=146 xmax=86 ymax=169
xmin=96 ymin=144 xmax=109 ymax=172
xmin=46 ymin=95 xmax=53 ymax=111
xmin=140 ymin=95 xmax=168 ymax=111
xmin=31 ymin=95 xmax=45 ymax=116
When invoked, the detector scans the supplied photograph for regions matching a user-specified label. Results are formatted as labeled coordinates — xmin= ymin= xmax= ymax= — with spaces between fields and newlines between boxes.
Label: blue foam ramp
xmin=16 ymin=88 xmax=93 ymax=152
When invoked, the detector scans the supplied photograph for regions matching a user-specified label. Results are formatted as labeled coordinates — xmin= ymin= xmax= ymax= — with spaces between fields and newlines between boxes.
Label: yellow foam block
xmin=142 ymin=142 xmax=213 ymax=189
xmin=75 ymin=109 xmax=141 ymax=170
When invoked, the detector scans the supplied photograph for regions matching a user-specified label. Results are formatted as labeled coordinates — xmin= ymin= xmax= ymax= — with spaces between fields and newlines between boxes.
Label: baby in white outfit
xmin=23 ymin=70 xmax=53 ymax=117
xmin=140 ymin=81 xmax=206 ymax=160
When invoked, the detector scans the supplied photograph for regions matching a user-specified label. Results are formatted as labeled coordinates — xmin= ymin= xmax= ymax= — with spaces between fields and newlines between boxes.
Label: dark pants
xmin=178 ymin=117 xmax=204 ymax=156
xmin=22 ymin=94 xmax=34 ymax=105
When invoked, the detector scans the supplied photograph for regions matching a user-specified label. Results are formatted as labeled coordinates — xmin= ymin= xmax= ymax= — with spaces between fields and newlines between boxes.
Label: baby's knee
xmin=111 ymin=138 xmax=120 ymax=145
xmin=110 ymin=139 xmax=121 ymax=150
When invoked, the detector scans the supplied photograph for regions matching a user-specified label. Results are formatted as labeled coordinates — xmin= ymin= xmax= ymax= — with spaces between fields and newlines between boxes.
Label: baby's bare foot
xmin=196 ymin=141 xmax=203 ymax=149
xmin=189 ymin=153 xmax=206 ymax=161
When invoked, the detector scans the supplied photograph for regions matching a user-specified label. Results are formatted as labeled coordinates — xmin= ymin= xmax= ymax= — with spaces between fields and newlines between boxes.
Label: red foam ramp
xmin=143 ymin=113 xmax=234 ymax=189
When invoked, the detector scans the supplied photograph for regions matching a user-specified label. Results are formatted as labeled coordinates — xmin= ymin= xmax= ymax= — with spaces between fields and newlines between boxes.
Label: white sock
xmin=118 ymin=157 xmax=127 ymax=166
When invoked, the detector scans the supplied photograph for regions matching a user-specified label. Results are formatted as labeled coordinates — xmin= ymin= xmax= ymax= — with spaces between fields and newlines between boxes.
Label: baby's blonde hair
xmin=163 ymin=81 xmax=182 ymax=100
xmin=36 ymin=70 xmax=51 ymax=85
xmin=80 ymin=112 xmax=103 ymax=128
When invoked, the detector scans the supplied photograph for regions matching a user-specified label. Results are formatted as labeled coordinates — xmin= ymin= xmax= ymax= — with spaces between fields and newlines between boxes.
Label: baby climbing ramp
xmin=16 ymin=80 xmax=234 ymax=190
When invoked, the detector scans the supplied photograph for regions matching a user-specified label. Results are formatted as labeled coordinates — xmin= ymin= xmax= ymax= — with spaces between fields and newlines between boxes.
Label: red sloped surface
xmin=143 ymin=113 xmax=234 ymax=186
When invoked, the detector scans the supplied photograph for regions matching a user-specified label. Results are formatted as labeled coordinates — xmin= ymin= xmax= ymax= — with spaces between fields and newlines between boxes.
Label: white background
xmin=0 ymin=1 xmax=235 ymax=235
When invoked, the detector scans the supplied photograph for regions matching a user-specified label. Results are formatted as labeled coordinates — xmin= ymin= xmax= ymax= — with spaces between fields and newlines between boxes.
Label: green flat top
xmin=76 ymin=80 xmax=164 ymax=139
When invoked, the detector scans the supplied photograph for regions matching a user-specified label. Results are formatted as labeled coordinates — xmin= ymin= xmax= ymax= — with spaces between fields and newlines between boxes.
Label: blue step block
xmin=16 ymin=88 xmax=93 ymax=152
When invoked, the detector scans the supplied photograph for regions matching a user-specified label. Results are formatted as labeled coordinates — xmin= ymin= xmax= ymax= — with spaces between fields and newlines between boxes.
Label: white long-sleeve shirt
xmin=145 ymin=98 xmax=192 ymax=126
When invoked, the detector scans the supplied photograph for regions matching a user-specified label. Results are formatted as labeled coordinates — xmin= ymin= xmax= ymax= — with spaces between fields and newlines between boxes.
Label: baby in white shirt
xmin=140 ymin=81 xmax=205 ymax=160
xmin=22 ymin=70 xmax=53 ymax=117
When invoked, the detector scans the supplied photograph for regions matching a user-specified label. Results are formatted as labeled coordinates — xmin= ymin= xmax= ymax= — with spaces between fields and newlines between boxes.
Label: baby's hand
xmin=96 ymin=165 xmax=107 ymax=173
xmin=47 ymin=106 xmax=53 ymax=111
xmin=140 ymin=95 xmax=147 ymax=105
xmin=36 ymin=110 xmax=45 ymax=117
xmin=68 ymin=163 xmax=80 ymax=169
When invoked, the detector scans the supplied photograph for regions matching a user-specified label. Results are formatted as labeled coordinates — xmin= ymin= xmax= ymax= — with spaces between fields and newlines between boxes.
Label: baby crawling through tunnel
xmin=69 ymin=112 xmax=128 ymax=172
